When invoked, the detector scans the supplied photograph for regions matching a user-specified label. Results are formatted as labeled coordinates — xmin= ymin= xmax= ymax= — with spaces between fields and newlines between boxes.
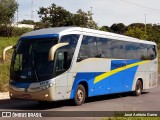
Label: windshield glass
xmin=10 ymin=37 xmax=58 ymax=82
xmin=10 ymin=34 xmax=80 ymax=83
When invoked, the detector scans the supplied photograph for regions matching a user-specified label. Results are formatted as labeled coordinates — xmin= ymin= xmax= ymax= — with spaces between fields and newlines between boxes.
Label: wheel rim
xmin=77 ymin=89 xmax=84 ymax=102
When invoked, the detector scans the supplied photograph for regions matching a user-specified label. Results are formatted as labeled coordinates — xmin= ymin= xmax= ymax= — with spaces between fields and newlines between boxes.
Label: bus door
xmin=54 ymin=50 xmax=70 ymax=100
xmin=109 ymin=60 xmax=124 ymax=94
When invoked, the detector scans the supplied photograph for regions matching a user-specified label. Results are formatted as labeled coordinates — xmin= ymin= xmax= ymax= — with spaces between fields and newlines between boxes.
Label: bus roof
xmin=21 ymin=27 xmax=156 ymax=45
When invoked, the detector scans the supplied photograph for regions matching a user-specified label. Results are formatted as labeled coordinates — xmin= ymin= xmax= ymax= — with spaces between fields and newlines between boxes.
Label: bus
xmin=8 ymin=27 xmax=158 ymax=105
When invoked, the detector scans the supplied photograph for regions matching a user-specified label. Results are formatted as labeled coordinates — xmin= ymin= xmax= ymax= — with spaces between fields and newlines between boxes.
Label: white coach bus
xmin=9 ymin=27 xmax=158 ymax=105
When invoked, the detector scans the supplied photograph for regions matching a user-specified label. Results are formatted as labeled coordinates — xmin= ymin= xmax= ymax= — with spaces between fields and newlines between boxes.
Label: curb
xmin=0 ymin=92 xmax=9 ymax=100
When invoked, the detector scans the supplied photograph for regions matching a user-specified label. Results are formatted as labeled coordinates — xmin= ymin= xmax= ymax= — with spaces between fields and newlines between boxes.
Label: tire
xmin=134 ymin=80 xmax=143 ymax=96
xmin=74 ymin=84 xmax=86 ymax=106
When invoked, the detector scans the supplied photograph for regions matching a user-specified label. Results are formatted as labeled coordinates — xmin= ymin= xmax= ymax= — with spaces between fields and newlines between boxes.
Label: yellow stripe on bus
xmin=94 ymin=60 xmax=150 ymax=84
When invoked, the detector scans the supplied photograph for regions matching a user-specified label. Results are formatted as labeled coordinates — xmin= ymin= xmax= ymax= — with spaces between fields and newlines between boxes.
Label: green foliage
xmin=0 ymin=0 xmax=18 ymax=37
xmin=123 ymin=23 xmax=160 ymax=48
xmin=0 ymin=26 xmax=32 ymax=37
xmin=106 ymin=23 xmax=160 ymax=48
xmin=38 ymin=3 xmax=73 ymax=27
xmin=110 ymin=23 xmax=126 ymax=34
xmin=147 ymin=24 xmax=160 ymax=48
xmin=12 ymin=27 xmax=32 ymax=36
xmin=0 ymin=25 xmax=13 ymax=37
xmin=0 ymin=63 xmax=10 ymax=92
xmin=0 ymin=37 xmax=17 ymax=55
xmin=34 ymin=22 xmax=49 ymax=30
xmin=0 ymin=0 xmax=18 ymax=24
xmin=37 ymin=3 xmax=98 ymax=29
xmin=99 ymin=26 xmax=110 ymax=32
xmin=19 ymin=20 xmax=35 ymax=25
xmin=125 ymin=23 xmax=146 ymax=40
xmin=73 ymin=9 xmax=97 ymax=29
xmin=125 ymin=26 xmax=146 ymax=40
xmin=0 ymin=37 xmax=18 ymax=92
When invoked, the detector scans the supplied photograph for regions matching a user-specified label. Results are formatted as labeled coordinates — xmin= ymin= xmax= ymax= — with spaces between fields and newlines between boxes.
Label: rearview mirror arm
xmin=48 ymin=43 xmax=69 ymax=61
xmin=2 ymin=45 xmax=15 ymax=61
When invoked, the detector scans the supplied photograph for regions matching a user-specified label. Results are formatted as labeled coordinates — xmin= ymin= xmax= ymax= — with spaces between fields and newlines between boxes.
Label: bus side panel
xmin=132 ymin=59 xmax=158 ymax=91
xmin=70 ymin=59 xmax=141 ymax=99
xmin=70 ymin=58 xmax=111 ymax=99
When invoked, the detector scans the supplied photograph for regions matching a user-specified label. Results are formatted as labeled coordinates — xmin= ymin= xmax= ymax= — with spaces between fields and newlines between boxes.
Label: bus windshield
xmin=10 ymin=34 xmax=80 ymax=82
xmin=10 ymin=37 xmax=58 ymax=82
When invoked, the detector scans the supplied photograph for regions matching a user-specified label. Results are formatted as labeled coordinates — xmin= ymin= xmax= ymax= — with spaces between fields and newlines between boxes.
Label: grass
xmin=0 ymin=37 xmax=18 ymax=92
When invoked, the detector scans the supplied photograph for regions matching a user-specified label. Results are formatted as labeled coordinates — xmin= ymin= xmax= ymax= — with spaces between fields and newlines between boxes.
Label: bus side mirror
xmin=2 ymin=45 xmax=15 ymax=61
xmin=48 ymin=43 xmax=69 ymax=61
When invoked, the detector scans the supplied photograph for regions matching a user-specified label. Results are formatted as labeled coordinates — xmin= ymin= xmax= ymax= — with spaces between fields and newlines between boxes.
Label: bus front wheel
xmin=134 ymin=80 xmax=143 ymax=96
xmin=74 ymin=84 xmax=86 ymax=106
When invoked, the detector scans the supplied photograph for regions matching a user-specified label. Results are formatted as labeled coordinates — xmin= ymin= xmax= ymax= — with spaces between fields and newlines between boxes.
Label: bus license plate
xmin=21 ymin=94 xmax=31 ymax=99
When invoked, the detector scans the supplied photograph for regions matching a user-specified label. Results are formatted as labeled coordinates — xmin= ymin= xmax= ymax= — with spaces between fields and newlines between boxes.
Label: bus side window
xmin=137 ymin=44 xmax=148 ymax=60
xmin=77 ymin=36 xmax=97 ymax=61
xmin=97 ymin=38 xmax=111 ymax=58
xmin=111 ymin=41 xmax=125 ymax=59
xmin=125 ymin=42 xmax=138 ymax=59
xmin=55 ymin=34 xmax=80 ymax=76
xmin=55 ymin=51 xmax=69 ymax=76
xmin=147 ymin=45 xmax=156 ymax=60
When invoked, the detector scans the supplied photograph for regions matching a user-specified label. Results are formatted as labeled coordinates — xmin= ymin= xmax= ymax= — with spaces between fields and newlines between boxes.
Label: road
xmin=0 ymin=80 xmax=160 ymax=119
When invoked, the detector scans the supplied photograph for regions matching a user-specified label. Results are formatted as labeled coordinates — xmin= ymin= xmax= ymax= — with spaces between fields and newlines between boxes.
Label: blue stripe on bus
xmin=111 ymin=60 xmax=141 ymax=70
xmin=21 ymin=34 xmax=59 ymax=40
xmin=70 ymin=60 xmax=139 ymax=99
xmin=70 ymin=72 xmax=103 ymax=99
xmin=11 ymin=82 xmax=30 ymax=88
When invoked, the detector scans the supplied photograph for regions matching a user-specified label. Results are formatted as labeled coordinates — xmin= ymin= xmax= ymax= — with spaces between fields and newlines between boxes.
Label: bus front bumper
xmin=9 ymin=86 xmax=56 ymax=101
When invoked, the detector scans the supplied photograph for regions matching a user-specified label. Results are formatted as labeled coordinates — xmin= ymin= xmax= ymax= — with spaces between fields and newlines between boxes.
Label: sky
xmin=16 ymin=0 xmax=160 ymax=26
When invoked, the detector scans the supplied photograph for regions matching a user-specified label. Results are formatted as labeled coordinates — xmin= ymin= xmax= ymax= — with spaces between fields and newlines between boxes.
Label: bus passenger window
xmin=147 ymin=45 xmax=156 ymax=60
xmin=78 ymin=36 xmax=98 ymax=61
xmin=55 ymin=51 xmax=68 ymax=75
xmin=137 ymin=44 xmax=148 ymax=60
xmin=111 ymin=41 xmax=125 ymax=59
xmin=55 ymin=34 xmax=80 ymax=76
xmin=97 ymin=38 xmax=111 ymax=58
xmin=125 ymin=42 xmax=138 ymax=59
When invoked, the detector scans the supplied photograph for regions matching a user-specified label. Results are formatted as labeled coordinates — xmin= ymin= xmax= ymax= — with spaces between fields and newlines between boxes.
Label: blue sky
xmin=16 ymin=0 xmax=160 ymax=26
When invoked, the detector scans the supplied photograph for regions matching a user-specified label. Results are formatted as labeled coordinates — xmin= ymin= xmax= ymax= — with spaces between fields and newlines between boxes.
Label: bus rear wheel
xmin=134 ymin=80 xmax=143 ymax=96
xmin=74 ymin=84 xmax=86 ymax=106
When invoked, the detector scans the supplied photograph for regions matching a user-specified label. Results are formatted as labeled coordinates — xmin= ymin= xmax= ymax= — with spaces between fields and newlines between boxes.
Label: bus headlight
xmin=40 ymin=83 xmax=53 ymax=90
xmin=44 ymin=94 xmax=49 ymax=98
xmin=49 ymin=83 xmax=53 ymax=87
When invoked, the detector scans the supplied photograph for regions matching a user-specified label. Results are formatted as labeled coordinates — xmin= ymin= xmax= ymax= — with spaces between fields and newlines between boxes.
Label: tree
xmin=0 ymin=0 xmax=18 ymax=24
xmin=38 ymin=3 xmax=73 ymax=28
xmin=147 ymin=24 xmax=160 ymax=48
xmin=0 ymin=0 xmax=18 ymax=36
xmin=110 ymin=23 xmax=125 ymax=34
xmin=37 ymin=3 xmax=97 ymax=29
xmin=73 ymin=9 xmax=97 ymax=29
xmin=19 ymin=20 xmax=35 ymax=25
xmin=99 ymin=26 xmax=110 ymax=32
xmin=34 ymin=22 xmax=49 ymax=30
xmin=125 ymin=26 xmax=146 ymax=40
xmin=127 ymin=23 xmax=145 ymax=28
